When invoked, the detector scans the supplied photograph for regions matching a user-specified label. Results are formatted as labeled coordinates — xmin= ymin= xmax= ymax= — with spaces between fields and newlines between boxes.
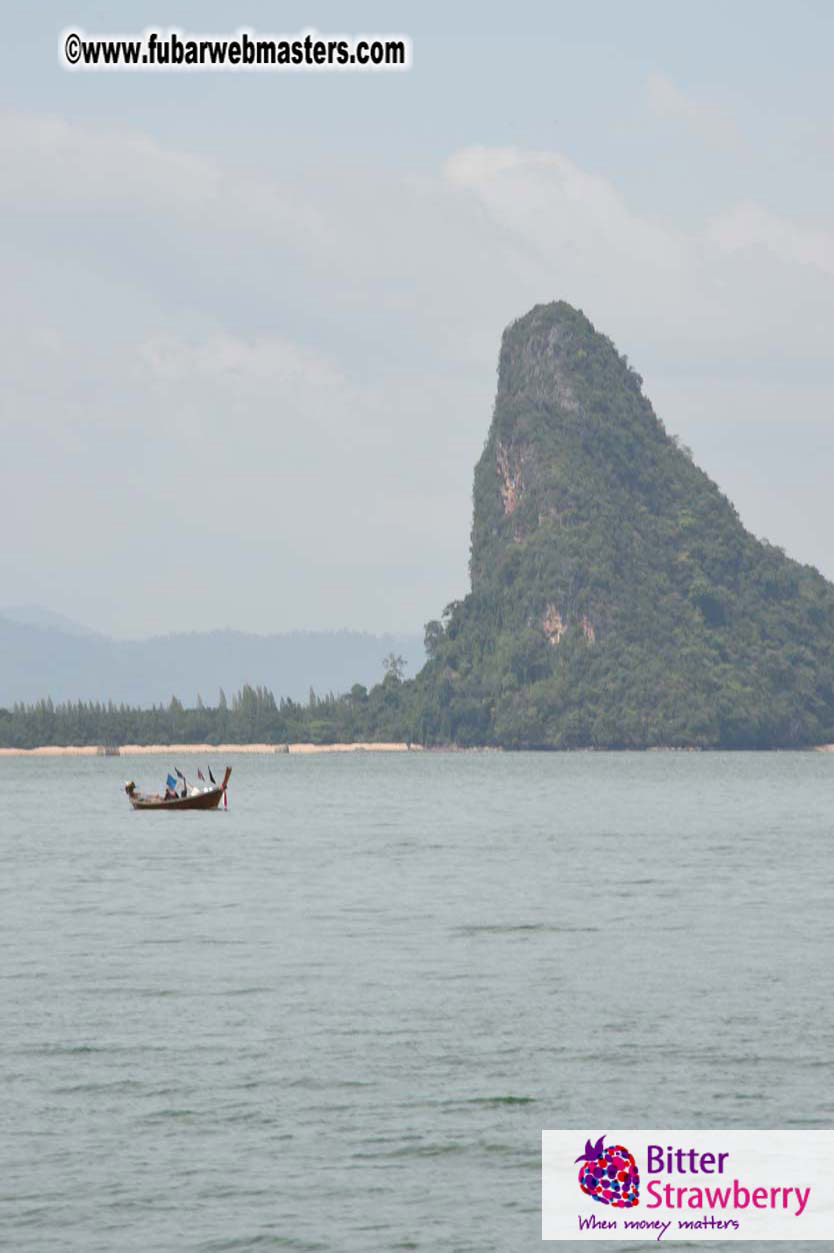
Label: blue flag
xmin=166 ymin=774 xmax=177 ymax=791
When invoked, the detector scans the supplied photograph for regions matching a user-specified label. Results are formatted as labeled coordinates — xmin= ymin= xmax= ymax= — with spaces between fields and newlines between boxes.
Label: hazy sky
xmin=4 ymin=1 xmax=834 ymax=637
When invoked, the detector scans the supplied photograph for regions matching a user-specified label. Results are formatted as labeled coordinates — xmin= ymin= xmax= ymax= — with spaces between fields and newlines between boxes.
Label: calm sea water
xmin=2 ymin=750 xmax=833 ymax=1252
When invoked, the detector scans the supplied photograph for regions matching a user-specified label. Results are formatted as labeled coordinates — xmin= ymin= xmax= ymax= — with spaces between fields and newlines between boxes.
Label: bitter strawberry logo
xmin=576 ymin=1134 xmax=640 ymax=1207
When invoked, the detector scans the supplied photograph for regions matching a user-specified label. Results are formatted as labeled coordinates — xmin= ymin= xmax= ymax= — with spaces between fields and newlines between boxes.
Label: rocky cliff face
xmin=417 ymin=302 xmax=834 ymax=748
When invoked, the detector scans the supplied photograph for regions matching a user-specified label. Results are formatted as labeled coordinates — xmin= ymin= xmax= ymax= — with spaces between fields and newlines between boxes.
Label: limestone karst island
xmin=6 ymin=301 xmax=834 ymax=751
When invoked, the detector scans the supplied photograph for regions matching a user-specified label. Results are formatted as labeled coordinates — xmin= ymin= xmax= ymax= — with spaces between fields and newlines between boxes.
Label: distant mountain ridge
xmin=1 ymin=604 xmax=97 ymax=637
xmin=0 ymin=612 xmax=424 ymax=707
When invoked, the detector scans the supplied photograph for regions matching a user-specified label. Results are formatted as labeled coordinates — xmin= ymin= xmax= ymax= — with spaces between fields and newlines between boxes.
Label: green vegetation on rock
xmin=413 ymin=302 xmax=834 ymax=748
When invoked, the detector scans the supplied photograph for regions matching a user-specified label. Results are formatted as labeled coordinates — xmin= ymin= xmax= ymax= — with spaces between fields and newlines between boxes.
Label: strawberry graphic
xmin=576 ymin=1134 xmax=639 ymax=1208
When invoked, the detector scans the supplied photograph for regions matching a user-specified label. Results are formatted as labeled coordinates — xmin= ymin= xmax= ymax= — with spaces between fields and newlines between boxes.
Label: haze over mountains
xmin=0 ymin=607 xmax=424 ymax=707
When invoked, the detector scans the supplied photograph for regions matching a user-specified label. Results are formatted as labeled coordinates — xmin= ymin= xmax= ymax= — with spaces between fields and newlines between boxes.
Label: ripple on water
xmin=1 ymin=749 xmax=831 ymax=1252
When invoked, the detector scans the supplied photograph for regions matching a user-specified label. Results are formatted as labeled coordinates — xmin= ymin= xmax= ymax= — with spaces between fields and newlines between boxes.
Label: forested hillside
xmin=412 ymin=303 xmax=834 ymax=748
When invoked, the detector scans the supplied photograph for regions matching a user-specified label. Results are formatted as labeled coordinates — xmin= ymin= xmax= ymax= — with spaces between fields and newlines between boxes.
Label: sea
xmin=1 ymin=749 xmax=833 ymax=1252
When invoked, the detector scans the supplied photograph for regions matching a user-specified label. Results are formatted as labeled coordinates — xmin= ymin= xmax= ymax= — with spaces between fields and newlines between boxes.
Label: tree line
xmin=0 ymin=656 xmax=418 ymax=748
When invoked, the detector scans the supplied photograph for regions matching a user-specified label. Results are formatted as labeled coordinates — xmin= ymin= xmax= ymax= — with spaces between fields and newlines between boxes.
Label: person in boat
xmin=164 ymin=772 xmax=178 ymax=800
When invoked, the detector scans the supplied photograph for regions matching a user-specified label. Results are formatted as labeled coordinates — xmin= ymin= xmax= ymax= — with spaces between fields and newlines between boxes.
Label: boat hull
xmin=128 ymin=788 xmax=225 ymax=811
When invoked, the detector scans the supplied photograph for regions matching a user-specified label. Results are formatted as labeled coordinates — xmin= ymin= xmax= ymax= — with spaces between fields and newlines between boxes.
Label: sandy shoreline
xmin=2 ymin=743 xmax=830 ymax=757
xmin=0 ymin=742 xmax=423 ymax=757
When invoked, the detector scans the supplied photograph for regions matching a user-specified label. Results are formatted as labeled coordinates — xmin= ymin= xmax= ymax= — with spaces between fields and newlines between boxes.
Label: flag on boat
xmin=208 ymin=767 xmax=216 ymax=784
xmin=197 ymin=769 xmax=205 ymax=781
xmin=166 ymin=774 xmax=177 ymax=791
xmin=175 ymin=768 xmax=185 ymax=780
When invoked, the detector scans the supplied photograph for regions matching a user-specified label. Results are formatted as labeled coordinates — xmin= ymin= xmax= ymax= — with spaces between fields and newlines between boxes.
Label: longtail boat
xmin=124 ymin=767 xmax=231 ymax=811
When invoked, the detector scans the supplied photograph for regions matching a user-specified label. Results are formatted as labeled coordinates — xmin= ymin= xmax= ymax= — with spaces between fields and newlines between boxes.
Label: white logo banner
xmin=543 ymin=1130 xmax=834 ymax=1240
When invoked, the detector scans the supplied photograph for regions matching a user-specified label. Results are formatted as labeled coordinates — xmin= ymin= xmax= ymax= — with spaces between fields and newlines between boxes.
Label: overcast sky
xmin=4 ymin=1 xmax=834 ymax=637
